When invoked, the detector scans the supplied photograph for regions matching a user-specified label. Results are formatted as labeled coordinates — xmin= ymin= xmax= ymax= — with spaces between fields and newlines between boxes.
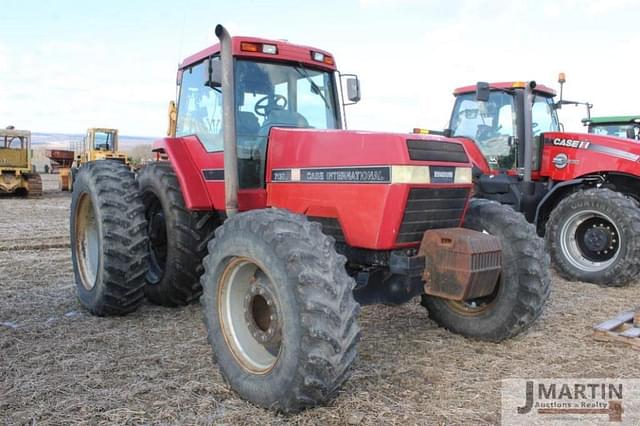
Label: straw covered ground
xmin=1 ymin=174 xmax=638 ymax=425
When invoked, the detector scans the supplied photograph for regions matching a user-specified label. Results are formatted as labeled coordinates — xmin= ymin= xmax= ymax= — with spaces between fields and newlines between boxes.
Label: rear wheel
xmin=546 ymin=188 xmax=640 ymax=286
xmin=138 ymin=162 xmax=218 ymax=306
xmin=201 ymin=209 xmax=360 ymax=412
xmin=70 ymin=161 xmax=148 ymax=316
xmin=421 ymin=199 xmax=550 ymax=341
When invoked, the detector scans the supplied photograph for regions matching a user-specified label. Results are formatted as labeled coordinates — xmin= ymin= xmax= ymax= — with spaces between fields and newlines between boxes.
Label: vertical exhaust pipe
xmin=522 ymin=81 xmax=535 ymax=184
xmin=215 ymin=24 xmax=239 ymax=217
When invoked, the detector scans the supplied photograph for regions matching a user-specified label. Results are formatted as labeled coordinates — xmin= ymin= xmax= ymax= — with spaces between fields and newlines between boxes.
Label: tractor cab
xmin=173 ymin=44 xmax=348 ymax=188
xmin=448 ymin=82 xmax=559 ymax=172
xmin=583 ymin=116 xmax=640 ymax=141
xmin=86 ymin=128 xmax=119 ymax=153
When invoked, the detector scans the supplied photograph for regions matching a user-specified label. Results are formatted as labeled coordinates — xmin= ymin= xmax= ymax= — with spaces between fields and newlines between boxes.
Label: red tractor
xmin=69 ymin=26 xmax=549 ymax=412
xmin=428 ymin=77 xmax=640 ymax=286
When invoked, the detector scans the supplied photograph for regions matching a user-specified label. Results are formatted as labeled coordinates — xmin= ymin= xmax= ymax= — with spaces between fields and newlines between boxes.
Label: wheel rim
xmin=560 ymin=209 xmax=620 ymax=272
xmin=218 ymin=257 xmax=282 ymax=374
xmin=145 ymin=195 xmax=167 ymax=285
xmin=75 ymin=193 xmax=100 ymax=290
xmin=445 ymin=277 xmax=501 ymax=316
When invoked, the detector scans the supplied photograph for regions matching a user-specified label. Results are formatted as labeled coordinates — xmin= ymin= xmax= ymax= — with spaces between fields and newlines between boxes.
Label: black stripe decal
xmin=202 ymin=169 xmax=224 ymax=181
xmin=544 ymin=137 xmax=640 ymax=162
xmin=271 ymin=166 xmax=391 ymax=183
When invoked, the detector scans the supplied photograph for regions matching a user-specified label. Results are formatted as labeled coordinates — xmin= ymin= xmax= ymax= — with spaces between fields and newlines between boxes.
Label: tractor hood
xmin=542 ymin=131 xmax=640 ymax=179
xmin=266 ymin=128 xmax=473 ymax=175
xmin=544 ymin=131 xmax=640 ymax=161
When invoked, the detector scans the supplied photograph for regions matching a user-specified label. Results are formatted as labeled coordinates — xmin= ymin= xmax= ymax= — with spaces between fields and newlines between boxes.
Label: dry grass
xmin=1 ymin=174 xmax=639 ymax=425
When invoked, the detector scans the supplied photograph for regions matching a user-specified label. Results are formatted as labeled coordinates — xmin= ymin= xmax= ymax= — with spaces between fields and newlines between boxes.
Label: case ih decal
xmin=272 ymin=166 xmax=391 ymax=183
xmin=543 ymin=137 xmax=640 ymax=162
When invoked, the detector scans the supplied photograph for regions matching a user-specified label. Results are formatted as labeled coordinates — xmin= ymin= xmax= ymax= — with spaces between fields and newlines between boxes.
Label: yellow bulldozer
xmin=0 ymin=126 xmax=42 ymax=197
xmin=60 ymin=128 xmax=128 ymax=191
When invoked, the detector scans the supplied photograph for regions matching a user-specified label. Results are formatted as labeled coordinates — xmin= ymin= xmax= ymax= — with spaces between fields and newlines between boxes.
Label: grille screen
xmin=397 ymin=187 xmax=469 ymax=243
xmin=407 ymin=140 xmax=468 ymax=163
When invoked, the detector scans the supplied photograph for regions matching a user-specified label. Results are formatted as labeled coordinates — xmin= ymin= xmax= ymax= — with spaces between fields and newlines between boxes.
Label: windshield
xmin=176 ymin=57 xmax=340 ymax=189
xmin=450 ymin=91 xmax=517 ymax=169
xmin=590 ymin=123 xmax=640 ymax=140
xmin=93 ymin=131 xmax=115 ymax=151
xmin=450 ymin=91 xmax=559 ymax=170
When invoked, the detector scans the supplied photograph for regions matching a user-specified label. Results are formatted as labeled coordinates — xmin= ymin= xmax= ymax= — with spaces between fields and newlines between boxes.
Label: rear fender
xmin=152 ymin=137 xmax=214 ymax=210
xmin=534 ymin=177 xmax=600 ymax=234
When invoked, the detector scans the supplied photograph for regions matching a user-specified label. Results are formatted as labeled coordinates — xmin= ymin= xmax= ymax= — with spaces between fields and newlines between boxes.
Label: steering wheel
xmin=254 ymin=94 xmax=287 ymax=117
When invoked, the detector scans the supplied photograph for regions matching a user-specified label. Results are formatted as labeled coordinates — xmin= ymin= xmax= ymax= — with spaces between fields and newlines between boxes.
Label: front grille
xmin=397 ymin=187 xmax=469 ymax=243
xmin=407 ymin=140 xmax=468 ymax=163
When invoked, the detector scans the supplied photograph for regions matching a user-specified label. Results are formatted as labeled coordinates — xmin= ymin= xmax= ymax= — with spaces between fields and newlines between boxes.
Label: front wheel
xmin=421 ymin=199 xmax=550 ymax=341
xmin=546 ymin=188 xmax=640 ymax=286
xmin=200 ymin=209 xmax=360 ymax=412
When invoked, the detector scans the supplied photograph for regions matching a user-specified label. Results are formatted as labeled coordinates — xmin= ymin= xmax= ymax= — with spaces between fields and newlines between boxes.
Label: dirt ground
xmin=1 ymin=174 xmax=639 ymax=425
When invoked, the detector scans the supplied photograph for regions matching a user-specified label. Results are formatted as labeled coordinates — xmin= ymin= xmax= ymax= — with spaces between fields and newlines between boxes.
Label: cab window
xmin=176 ymin=59 xmax=223 ymax=152
xmin=451 ymin=91 xmax=516 ymax=170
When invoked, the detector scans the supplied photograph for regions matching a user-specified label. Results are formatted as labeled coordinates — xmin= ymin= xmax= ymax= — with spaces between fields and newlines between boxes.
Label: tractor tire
xmin=70 ymin=160 xmax=148 ymax=316
xmin=27 ymin=173 xmax=42 ymax=197
xmin=421 ymin=199 xmax=550 ymax=341
xmin=545 ymin=188 xmax=640 ymax=286
xmin=200 ymin=209 xmax=360 ymax=413
xmin=138 ymin=162 xmax=218 ymax=306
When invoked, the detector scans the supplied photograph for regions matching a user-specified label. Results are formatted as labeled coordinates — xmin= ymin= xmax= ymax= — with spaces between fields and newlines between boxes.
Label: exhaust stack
xmin=215 ymin=24 xmax=239 ymax=218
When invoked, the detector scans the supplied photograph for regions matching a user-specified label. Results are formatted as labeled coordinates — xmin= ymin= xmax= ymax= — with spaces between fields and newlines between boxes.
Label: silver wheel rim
xmin=75 ymin=194 xmax=100 ymax=290
xmin=560 ymin=209 xmax=621 ymax=272
xmin=218 ymin=257 xmax=282 ymax=374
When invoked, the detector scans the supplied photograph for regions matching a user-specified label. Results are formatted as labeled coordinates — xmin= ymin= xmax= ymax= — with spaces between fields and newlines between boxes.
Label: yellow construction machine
xmin=0 ymin=126 xmax=42 ymax=196
xmin=61 ymin=128 xmax=128 ymax=191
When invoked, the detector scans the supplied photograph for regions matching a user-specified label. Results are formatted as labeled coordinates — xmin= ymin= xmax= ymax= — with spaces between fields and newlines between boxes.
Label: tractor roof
xmin=582 ymin=115 xmax=640 ymax=125
xmin=179 ymin=36 xmax=337 ymax=72
xmin=453 ymin=82 xmax=556 ymax=97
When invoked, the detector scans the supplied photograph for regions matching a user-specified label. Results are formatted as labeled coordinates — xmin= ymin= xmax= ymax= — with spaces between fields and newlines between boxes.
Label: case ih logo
xmin=552 ymin=138 xmax=591 ymax=149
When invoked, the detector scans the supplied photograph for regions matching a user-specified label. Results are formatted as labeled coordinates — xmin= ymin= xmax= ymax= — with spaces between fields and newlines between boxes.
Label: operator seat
xmin=259 ymin=110 xmax=309 ymax=136
xmin=237 ymin=111 xmax=260 ymax=136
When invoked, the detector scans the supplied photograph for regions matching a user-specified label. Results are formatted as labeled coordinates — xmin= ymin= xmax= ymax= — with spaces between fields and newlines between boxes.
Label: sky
xmin=1 ymin=0 xmax=639 ymax=137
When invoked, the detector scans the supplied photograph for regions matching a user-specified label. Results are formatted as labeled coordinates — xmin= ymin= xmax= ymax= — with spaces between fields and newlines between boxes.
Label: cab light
xmin=241 ymin=42 xmax=259 ymax=52
xmin=240 ymin=42 xmax=278 ymax=54
xmin=262 ymin=44 xmax=277 ymax=54
xmin=412 ymin=128 xmax=430 ymax=134
xmin=511 ymin=81 xmax=526 ymax=88
xmin=311 ymin=51 xmax=334 ymax=65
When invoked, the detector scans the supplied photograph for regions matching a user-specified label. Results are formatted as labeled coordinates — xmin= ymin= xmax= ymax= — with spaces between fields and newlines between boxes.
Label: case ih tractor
xmin=426 ymin=78 xmax=640 ymax=286
xmin=69 ymin=26 xmax=549 ymax=412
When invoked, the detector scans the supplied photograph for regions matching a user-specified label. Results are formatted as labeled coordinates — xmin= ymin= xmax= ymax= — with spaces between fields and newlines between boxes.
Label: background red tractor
xmin=426 ymin=78 xmax=640 ymax=286
xmin=69 ymin=25 xmax=550 ymax=412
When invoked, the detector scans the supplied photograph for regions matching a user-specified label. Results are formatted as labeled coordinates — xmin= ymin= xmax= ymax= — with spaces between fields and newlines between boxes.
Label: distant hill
xmin=32 ymin=132 xmax=157 ymax=150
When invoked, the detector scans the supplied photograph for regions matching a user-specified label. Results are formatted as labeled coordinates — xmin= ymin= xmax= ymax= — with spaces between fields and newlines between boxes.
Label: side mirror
xmin=346 ymin=77 xmax=361 ymax=103
xmin=205 ymin=58 xmax=222 ymax=88
xmin=626 ymin=128 xmax=635 ymax=140
xmin=476 ymin=81 xmax=490 ymax=102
